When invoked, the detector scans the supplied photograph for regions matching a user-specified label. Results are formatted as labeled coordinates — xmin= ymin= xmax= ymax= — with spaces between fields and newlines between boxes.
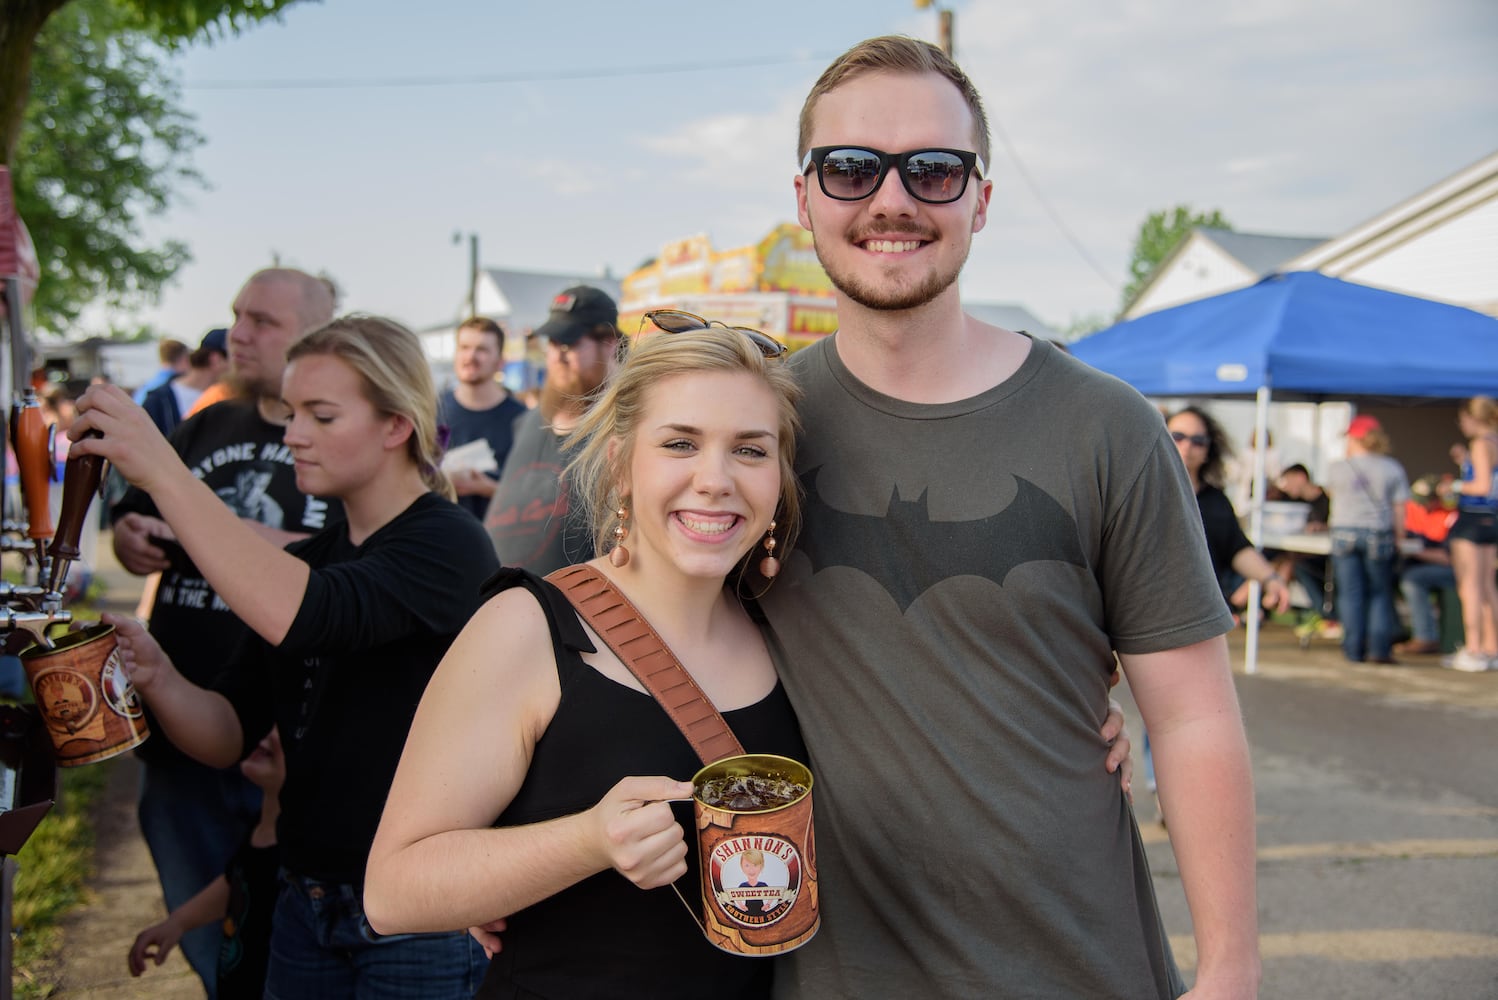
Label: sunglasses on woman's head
xmin=1170 ymin=431 xmax=1210 ymax=448
xmin=800 ymin=146 xmax=986 ymax=204
xmin=640 ymin=309 xmax=788 ymax=359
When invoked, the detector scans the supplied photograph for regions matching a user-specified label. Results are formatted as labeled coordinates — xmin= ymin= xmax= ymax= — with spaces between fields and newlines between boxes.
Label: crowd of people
xmin=29 ymin=33 xmax=1438 ymax=1000
xmin=1193 ymin=401 xmax=1498 ymax=673
xmin=12 ymin=34 xmax=1490 ymax=1000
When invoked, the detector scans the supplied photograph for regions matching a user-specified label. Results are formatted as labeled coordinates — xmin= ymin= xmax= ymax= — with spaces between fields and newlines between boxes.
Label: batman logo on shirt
xmin=797 ymin=466 xmax=1087 ymax=612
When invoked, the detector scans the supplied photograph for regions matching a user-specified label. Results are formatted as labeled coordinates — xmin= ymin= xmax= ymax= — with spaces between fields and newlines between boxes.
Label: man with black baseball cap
xmin=483 ymin=285 xmax=622 ymax=573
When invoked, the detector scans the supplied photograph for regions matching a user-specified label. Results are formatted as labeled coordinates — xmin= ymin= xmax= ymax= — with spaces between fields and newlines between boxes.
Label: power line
xmin=988 ymin=112 xmax=1119 ymax=293
xmin=186 ymin=51 xmax=840 ymax=91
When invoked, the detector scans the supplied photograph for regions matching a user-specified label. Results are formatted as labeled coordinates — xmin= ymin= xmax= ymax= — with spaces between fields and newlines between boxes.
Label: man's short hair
xmin=458 ymin=316 xmax=506 ymax=352
xmin=798 ymin=35 xmax=991 ymax=166
xmin=158 ymin=339 xmax=189 ymax=365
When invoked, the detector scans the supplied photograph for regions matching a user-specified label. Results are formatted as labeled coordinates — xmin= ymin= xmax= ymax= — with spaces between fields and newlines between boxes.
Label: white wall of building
xmin=1334 ymin=197 xmax=1498 ymax=313
xmin=1125 ymin=233 xmax=1255 ymax=318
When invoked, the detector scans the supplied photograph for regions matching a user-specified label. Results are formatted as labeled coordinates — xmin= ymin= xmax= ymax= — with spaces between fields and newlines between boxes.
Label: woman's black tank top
xmin=475 ymin=568 xmax=807 ymax=1000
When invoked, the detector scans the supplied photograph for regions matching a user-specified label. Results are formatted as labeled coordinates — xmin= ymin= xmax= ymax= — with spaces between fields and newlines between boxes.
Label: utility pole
xmin=454 ymin=231 xmax=479 ymax=318
xmin=468 ymin=233 xmax=479 ymax=318
xmin=913 ymin=0 xmax=955 ymax=59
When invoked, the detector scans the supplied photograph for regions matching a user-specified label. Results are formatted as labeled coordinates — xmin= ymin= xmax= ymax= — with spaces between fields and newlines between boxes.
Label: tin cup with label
xmin=692 ymin=753 xmax=818 ymax=955
xmin=21 ymin=623 xmax=149 ymax=767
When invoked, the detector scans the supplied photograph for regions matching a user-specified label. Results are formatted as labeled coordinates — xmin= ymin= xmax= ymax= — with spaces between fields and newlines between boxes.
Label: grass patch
xmin=10 ymin=761 xmax=112 ymax=999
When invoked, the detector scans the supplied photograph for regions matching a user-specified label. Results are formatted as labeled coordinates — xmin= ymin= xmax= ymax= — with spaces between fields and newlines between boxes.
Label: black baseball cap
xmin=534 ymin=285 xmax=618 ymax=346
xmin=198 ymin=327 xmax=228 ymax=355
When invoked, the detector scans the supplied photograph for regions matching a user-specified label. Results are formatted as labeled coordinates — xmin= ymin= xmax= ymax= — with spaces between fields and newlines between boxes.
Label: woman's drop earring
xmin=759 ymin=520 xmax=779 ymax=578
xmin=610 ymin=504 xmax=631 ymax=567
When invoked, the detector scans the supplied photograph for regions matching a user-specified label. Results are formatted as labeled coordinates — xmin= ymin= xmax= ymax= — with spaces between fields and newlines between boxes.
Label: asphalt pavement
xmin=41 ymin=540 xmax=1498 ymax=998
xmin=1135 ymin=624 xmax=1498 ymax=1000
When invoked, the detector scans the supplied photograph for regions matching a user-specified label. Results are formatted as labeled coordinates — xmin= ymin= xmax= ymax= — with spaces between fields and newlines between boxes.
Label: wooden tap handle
xmin=48 ymin=430 xmax=104 ymax=567
xmin=12 ymin=397 xmax=53 ymax=541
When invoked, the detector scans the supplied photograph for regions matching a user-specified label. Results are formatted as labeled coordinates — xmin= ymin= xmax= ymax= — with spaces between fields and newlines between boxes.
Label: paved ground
xmin=37 ymin=539 xmax=1498 ymax=998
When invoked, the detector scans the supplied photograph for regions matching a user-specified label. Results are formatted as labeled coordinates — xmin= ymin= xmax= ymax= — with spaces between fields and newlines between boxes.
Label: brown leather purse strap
xmin=545 ymin=563 xmax=745 ymax=766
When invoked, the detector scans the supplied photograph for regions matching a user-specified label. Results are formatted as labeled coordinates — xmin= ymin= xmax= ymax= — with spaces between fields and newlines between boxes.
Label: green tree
xmin=2 ymin=0 xmax=302 ymax=166
xmin=1121 ymin=205 xmax=1231 ymax=311
xmin=1 ymin=0 xmax=304 ymax=332
xmin=15 ymin=1 xmax=201 ymax=331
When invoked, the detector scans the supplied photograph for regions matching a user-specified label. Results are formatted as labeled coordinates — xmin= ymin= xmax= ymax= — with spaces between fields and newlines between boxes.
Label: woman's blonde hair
xmin=286 ymin=315 xmax=455 ymax=501
xmin=564 ymin=325 xmax=802 ymax=589
xmin=1464 ymin=395 xmax=1498 ymax=430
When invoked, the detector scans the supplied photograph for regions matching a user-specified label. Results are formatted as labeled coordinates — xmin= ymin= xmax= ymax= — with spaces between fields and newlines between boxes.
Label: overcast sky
xmin=107 ymin=0 xmax=1498 ymax=339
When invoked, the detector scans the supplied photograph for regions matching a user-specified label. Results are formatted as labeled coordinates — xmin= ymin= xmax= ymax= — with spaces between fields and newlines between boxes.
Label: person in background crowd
xmin=186 ymin=376 xmax=234 ymax=417
xmin=1271 ymin=463 xmax=1334 ymax=622
xmin=437 ymin=317 xmax=526 ymax=520
xmin=1229 ymin=427 xmax=1282 ymax=515
xmin=483 ymin=285 xmax=622 ymax=573
xmin=1325 ymin=415 xmax=1409 ymax=665
xmin=109 ymin=268 xmax=339 ymax=998
xmin=1396 ymin=475 xmax=1458 ymax=657
xmin=1444 ymin=396 xmax=1498 ymax=671
xmin=1168 ymin=406 xmax=1293 ymax=620
xmin=757 ymin=36 xmax=1259 ymax=998
xmin=80 ymin=314 xmax=497 ymax=999
xmin=140 ymin=328 xmax=229 ymax=437
xmin=133 ymin=338 xmax=190 ymax=404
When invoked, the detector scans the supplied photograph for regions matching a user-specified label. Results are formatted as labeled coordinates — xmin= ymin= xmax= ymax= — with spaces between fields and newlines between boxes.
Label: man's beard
xmin=539 ymin=361 xmax=607 ymax=423
xmin=812 ymin=220 xmax=971 ymax=313
xmin=225 ymin=369 xmax=271 ymax=402
xmin=457 ymin=366 xmax=494 ymax=387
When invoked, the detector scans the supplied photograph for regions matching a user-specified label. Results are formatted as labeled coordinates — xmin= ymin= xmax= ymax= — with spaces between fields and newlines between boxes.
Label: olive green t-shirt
xmin=761 ymin=335 xmax=1232 ymax=999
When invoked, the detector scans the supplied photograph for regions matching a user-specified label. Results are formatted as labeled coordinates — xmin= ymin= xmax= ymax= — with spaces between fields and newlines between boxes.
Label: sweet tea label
xmin=708 ymin=834 xmax=803 ymax=928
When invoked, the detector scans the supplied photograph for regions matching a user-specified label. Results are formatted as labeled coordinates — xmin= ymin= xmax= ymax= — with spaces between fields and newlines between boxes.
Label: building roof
xmin=963 ymin=302 xmax=1059 ymax=341
xmin=1196 ymin=228 xmax=1328 ymax=276
xmin=480 ymin=268 xmax=623 ymax=334
xmin=1122 ymin=226 xmax=1331 ymax=318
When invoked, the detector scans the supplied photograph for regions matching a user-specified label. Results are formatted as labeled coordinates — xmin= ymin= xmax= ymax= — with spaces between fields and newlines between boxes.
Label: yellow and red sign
xmin=620 ymin=223 xmax=840 ymax=350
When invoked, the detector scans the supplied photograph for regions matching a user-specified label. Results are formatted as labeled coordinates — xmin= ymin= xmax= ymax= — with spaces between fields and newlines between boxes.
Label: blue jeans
xmin=1400 ymin=561 xmax=1456 ymax=643
xmin=138 ymin=757 xmax=263 ymax=999
xmin=266 ymin=873 xmax=490 ymax=999
xmin=1290 ymin=556 xmax=1334 ymax=618
xmin=1331 ymin=527 xmax=1398 ymax=661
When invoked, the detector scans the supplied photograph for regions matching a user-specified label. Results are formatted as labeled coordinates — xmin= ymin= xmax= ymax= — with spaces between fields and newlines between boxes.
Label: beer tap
xmin=10 ymin=389 xmax=54 ymax=571
xmin=46 ymin=430 xmax=105 ymax=602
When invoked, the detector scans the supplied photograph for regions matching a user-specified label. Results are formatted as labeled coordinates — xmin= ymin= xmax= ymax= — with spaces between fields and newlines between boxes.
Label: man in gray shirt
xmin=758 ymin=37 xmax=1260 ymax=999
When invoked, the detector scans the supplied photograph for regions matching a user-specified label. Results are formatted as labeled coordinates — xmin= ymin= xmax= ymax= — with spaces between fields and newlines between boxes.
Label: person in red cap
xmin=1324 ymin=415 xmax=1409 ymax=664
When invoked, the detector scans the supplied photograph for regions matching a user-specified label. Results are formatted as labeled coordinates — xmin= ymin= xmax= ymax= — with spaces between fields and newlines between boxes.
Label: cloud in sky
xmin=105 ymin=0 xmax=1496 ymax=340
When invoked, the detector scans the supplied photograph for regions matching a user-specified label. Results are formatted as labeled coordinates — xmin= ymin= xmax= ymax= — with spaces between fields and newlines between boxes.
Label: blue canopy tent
xmin=1071 ymin=271 xmax=1498 ymax=670
xmin=1071 ymin=271 xmax=1498 ymax=399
